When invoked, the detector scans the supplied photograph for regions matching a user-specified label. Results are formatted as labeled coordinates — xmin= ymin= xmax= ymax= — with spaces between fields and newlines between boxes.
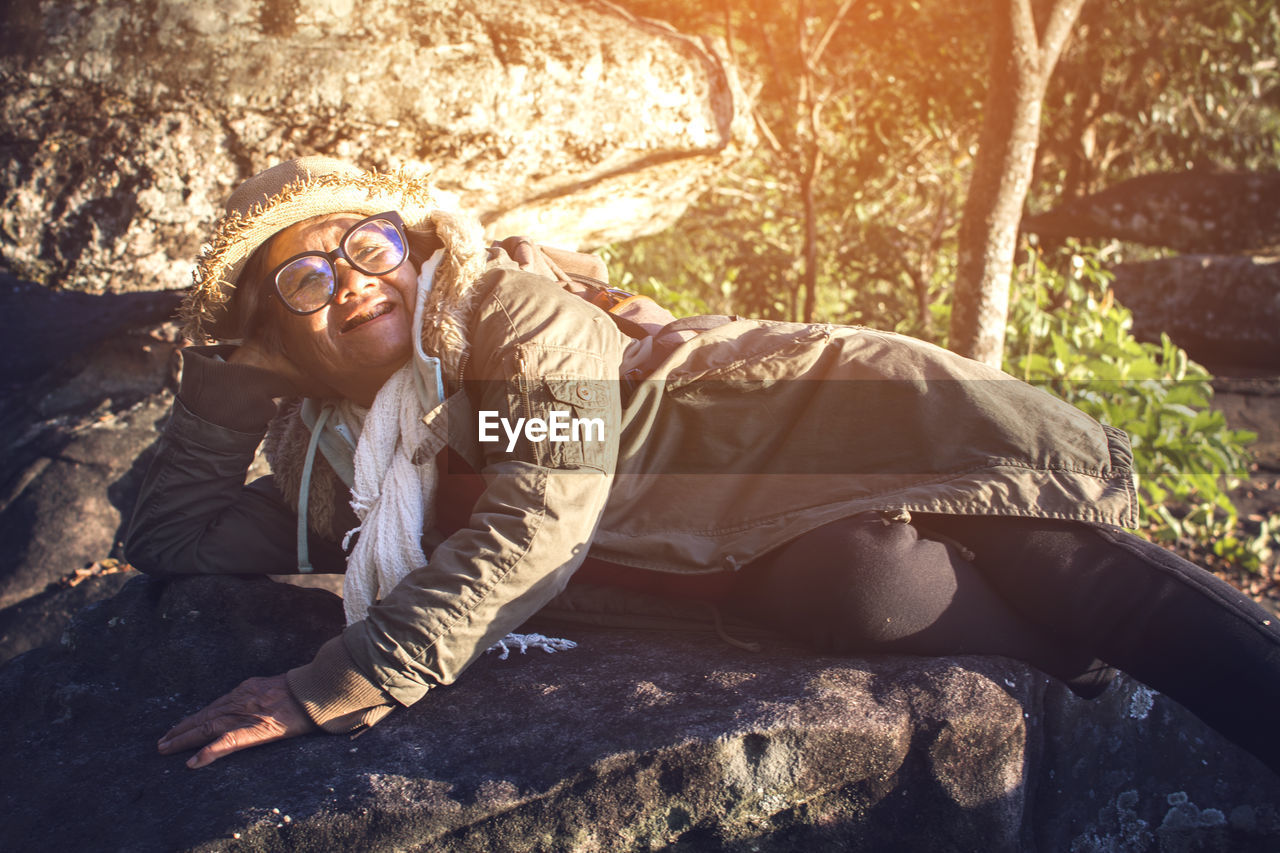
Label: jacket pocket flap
xmin=544 ymin=378 xmax=610 ymax=409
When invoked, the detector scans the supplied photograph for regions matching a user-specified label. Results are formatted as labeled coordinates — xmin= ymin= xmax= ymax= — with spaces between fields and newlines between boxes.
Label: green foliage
xmin=606 ymin=0 xmax=979 ymax=332
xmin=604 ymin=156 xmax=958 ymax=336
xmin=599 ymin=161 xmax=799 ymax=320
xmin=1039 ymin=0 xmax=1280 ymax=199
xmin=1005 ymin=242 xmax=1269 ymax=570
xmin=594 ymin=244 xmax=714 ymax=320
xmin=610 ymin=0 xmax=1280 ymax=324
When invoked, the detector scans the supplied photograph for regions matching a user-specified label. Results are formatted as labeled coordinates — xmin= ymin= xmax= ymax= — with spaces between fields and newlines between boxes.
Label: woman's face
xmin=265 ymin=213 xmax=418 ymax=405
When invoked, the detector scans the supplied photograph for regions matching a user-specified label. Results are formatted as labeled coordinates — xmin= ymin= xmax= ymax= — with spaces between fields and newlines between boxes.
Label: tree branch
xmin=1010 ymin=0 xmax=1041 ymax=66
xmin=810 ymin=0 xmax=857 ymax=67
xmin=723 ymin=0 xmax=738 ymax=69
xmin=752 ymin=107 xmax=785 ymax=154
xmin=1037 ymin=0 xmax=1088 ymax=79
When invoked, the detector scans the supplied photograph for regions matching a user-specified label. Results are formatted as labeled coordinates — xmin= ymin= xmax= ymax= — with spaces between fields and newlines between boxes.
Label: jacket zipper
xmin=514 ymin=344 xmax=532 ymax=420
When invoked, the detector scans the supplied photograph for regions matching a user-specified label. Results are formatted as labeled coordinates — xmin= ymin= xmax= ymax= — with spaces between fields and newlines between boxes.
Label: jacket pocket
xmin=537 ymin=377 xmax=613 ymax=472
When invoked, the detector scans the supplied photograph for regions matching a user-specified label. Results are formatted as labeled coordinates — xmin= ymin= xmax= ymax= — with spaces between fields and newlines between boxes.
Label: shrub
xmin=1005 ymin=241 xmax=1269 ymax=570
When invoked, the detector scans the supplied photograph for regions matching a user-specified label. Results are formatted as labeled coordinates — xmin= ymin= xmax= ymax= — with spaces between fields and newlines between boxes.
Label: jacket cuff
xmin=177 ymin=345 xmax=294 ymax=433
xmin=286 ymin=636 xmax=398 ymax=734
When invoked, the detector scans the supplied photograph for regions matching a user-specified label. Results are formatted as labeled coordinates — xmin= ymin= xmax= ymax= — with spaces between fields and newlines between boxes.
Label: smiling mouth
xmin=340 ymin=302 xmax=393 ymax=334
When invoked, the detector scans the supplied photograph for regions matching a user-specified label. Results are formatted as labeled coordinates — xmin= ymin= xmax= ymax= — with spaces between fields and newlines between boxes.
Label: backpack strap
xmin=617 ymin=314 xmax=737 ymax=398
xmin=488 ymin=236 xmax=735 ymax=393
xmin=295 ymin=402 xmax=335 ymax=574
xmin=493 ymin=236 xmax=679 ymax=338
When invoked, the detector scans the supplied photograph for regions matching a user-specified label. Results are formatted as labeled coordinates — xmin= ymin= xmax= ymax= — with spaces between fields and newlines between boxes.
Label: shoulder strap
xmin=493 ymin=235 xmax=681 ymax=339
xmin=294 ymin=403 xmax=335 ymax=573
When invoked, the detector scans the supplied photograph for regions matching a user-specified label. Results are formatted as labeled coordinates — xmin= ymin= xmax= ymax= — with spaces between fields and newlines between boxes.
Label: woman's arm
xmin=124 ymin=346 xmax=347 ymax=576
xmin=292 ymin=272 xmax=628 ymax=720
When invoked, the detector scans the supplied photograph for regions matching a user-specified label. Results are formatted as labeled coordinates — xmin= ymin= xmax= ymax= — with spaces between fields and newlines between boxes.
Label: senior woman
xmin=127 ymin=157 xmax=1280 ymax=774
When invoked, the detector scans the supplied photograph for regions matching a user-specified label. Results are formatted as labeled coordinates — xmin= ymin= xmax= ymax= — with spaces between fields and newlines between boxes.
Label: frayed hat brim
xmin=182 ymin=158 xmax=439 ymax=342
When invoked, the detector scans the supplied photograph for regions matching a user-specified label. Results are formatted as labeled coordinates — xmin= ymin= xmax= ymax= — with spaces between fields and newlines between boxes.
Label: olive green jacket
xmin=127 ymin=267 xmax=1136 ymax=731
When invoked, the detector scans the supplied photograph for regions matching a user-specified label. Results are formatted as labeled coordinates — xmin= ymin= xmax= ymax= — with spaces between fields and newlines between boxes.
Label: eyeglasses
xmin=268 ymin=211 xmax=409 ymax=315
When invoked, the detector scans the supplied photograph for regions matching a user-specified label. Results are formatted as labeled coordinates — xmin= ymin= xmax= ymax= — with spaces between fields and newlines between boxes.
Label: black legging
xmin=727 ymin=512 xmax=1280 ymax=774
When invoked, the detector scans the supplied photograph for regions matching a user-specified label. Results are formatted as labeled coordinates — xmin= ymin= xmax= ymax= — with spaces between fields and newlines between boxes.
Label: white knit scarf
xmin=339 ymin=362 xmax=437 ymax=623
xmin=332 ymin=252 xmax=575 ymax=657
xmin=337 ymin=251 xmax=445 ymax=623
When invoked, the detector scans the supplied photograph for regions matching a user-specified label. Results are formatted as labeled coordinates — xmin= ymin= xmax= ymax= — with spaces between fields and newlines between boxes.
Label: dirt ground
xmin=1198 ymin=372 xmax=1280 ymax=613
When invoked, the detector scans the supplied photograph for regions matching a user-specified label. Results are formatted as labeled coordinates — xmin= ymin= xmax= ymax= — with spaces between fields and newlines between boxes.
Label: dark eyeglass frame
xmin=268 ymin=210 xmax=409 ymax=316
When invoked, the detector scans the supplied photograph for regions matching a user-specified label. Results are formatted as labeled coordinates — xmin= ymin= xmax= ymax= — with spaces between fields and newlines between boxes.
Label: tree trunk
xmin=949 ymin=0 xmax=1086 ymax=367
xmin=801 ymin=158 xmax=820 ymax=322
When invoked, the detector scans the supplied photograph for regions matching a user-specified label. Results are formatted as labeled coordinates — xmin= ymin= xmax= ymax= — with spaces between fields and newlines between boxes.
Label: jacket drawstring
xmin=709 ymin=604 xmax=763 ymax=653
xmin=296 ymin=403 xmax=335 ymax=573
xmin=881 ymin=507 xmax=978 ymax=562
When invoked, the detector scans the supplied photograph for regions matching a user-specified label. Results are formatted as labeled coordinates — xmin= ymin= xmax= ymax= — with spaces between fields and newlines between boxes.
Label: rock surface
xmin=0 ymin=567 xmax=135 ymax=663
xmin=1023 ymin=171 xmax=1280 ymax=254
xmin=0 ymin=275 xmax=183 ymax=391
xmin=0 ymin=292 xmax=184 ymax=613
xmin=1 ymin=575 xmax=1277 ymax=852
xmin=0 ymin=0 xmax=751 ymax=296
xmin=0 ymin=391 xmax=170 ymax=607
xmin=1111 ymin=255 xmax=1280 ymax=370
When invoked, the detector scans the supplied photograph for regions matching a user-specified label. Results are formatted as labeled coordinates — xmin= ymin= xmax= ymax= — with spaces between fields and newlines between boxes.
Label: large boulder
xmin=0 ymin=297 xmax=182 ymax=612
xmin=0 ymin=0 xmax=752 ymax=295
xmin=1 ymin=575 xmax=1276 ymax=852
xmin=0 ymin=567 xmax=135 ymax=664
xmin=1023 ymin=171 xmax=1280 ymax=255
xmin=1111 ymin=255 xmax=1280 ymax=371
xmin=0 ymin=386 xmax=164 ymax=608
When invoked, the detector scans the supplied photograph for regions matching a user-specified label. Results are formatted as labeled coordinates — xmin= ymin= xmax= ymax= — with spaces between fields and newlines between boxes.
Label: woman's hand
xmin=158 ymin=674 xmax=317 ymax=768
xmin=229 ymin=338 xmax=336 ymax=399
xmin=228 ymin=337 xmax=309 ymax=392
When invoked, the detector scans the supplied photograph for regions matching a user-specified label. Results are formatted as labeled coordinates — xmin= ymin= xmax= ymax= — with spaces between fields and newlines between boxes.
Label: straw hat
xmin=181 ymin=156 xmax=441 ymax=342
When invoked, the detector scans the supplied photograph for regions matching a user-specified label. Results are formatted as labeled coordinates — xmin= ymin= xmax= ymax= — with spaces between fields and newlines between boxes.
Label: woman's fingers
xmin=187 ymin=716 xmax=289 ymax=769
xmin=158 ymin=705 xmax=253 ymax=754
xmin=157 ymin=674 xmax=316 ymax=768
xmin=158 ymin=694 xmax=234 ymax=751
